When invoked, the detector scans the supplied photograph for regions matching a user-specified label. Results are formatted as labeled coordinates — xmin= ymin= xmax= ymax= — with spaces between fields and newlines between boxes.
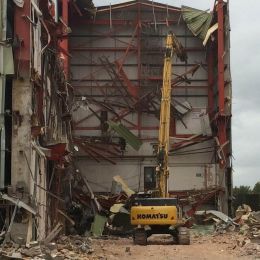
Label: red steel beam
xmin=71 ymin=47 xmax=137 ymax=52
xmin=117 ymin=24 xmax=138 ymax=71
xmin=121 ymin=118 xmax=138 ymax=128
xmin=72 ymin=85 xmax=208 ymax=89
xmin=147 ymin=77 xmax=207 ymax=81
xmin=74 ymin=126 xmax=159 ymax=131
xmin=217 ymin=0 xmax=227 ymax=168
xmin=71 ymin=47 xmax=204 ymax=52
xmin=217 ymin=0 xmax=225 ymax=114
xmin=137 ymin=2 xmax=142 ymax=137
xmin=94 ymin=2 xmax=180 ymax=14
xmin=208 ymin=42 xmax=214 ymax=116
xmin=114 ymin=61 xmax=138 ymax=99
xmin=60 ymin=0 xmax=69 ymax=78
xmin=73 ymin=108 xmax=102 ymax=126
xmin=70 ymin=19 xmax=179 ymax=26
xmin=14 ymin=0 xmax=30 ymax=78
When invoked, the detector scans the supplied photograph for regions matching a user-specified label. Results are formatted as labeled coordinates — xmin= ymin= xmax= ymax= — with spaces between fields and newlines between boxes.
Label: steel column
xmin=217 ymin=0 xmax=225 ymax=114
xmin=137 ymin=1 xmax=142 ymax=137
xmin=14 ymin=0 xmax=30 ymax=78
xmin=60 ymin=0 xmax=69 ymax=78
xmin=217 ymin=0 xmax=227 ymax=167
xmin=208 ymin=42 xmax=214 ymax=116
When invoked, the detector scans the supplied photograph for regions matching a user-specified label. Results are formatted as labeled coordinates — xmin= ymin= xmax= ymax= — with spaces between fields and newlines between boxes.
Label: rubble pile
xmin=233 ymin=204 xmax=260 ymax=256
xmin=194 ymin=210 xmax=238 ymax=234
xmin=97 ymin=176 xmax=134 ymax=236
xmin=63 ymin=173 xmax=134 ymax=237
xmin=235 ymin=204 xmax=260 ymax=240
xmin=0 ymin=235 xmax=95 ymax=260
xmin=193 ymin=204 xmax=260 ymax=258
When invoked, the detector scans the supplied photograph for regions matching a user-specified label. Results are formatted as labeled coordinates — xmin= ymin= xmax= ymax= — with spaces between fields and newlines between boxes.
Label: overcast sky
xmin=94 ymin=0 xmax=260 ymax=187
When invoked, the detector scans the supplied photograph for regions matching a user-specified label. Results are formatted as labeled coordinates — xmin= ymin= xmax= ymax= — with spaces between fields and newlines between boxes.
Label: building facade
xmin=0 ymin=0 xmax=232 ymax=242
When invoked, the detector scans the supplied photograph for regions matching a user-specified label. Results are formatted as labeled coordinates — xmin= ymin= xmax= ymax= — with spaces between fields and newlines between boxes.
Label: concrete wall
xmin=76 ymin=159 xmax=218 ymax=193
xmin=75 ymin=139 xmax=219 ymax=193
xmin=11 ymin=79 xmax=32 ymax=192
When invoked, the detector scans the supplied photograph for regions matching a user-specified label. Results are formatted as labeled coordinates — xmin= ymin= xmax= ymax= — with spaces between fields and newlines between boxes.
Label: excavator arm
xmin=156 ymin=32 xmax=187 ymax=198
xmin=130 ymin=32 xmax=190 ymax=246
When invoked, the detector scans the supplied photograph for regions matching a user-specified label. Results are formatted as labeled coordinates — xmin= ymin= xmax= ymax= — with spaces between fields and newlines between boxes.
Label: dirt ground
xmin=91 ymin=234 xmax=260 ymax=260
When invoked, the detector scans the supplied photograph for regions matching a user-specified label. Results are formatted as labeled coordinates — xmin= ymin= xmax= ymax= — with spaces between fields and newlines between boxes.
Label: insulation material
xmin=50 ymin=0 xmax=59 ymax=22
xmin=176 ymin=108 xmax=207 ymax=135
xmin=203 ymin=23 xmax=218 ymax=46
xmin=112 ymin=175 xmax=135 ymax=197
xmin=13 ymin=0 xmax=24 ymax=8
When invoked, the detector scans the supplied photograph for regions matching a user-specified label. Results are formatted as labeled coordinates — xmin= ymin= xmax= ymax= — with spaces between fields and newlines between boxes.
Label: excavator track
xmin=177 ymin=227 xmax=190 ymax=245
xmin=133 ymin=229 xmax=147 ymax=245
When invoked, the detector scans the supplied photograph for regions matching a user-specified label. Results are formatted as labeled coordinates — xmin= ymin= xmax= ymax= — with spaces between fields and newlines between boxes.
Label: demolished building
xmin=0 ymin=0 xmax=232 ymax=242
xmin=70 ymin=0 xmax=232 ymax=214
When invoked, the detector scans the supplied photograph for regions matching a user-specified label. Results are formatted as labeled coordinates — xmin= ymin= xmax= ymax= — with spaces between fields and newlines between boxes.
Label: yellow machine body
xmin=131 ymin=205 xmax=178 ymax=226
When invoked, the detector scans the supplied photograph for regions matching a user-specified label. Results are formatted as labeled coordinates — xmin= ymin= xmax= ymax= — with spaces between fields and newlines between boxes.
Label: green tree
xmin=253 ymin=182 xmax=260 ymax=193
xmin=233 ymin=185 xmax=251 ymax=195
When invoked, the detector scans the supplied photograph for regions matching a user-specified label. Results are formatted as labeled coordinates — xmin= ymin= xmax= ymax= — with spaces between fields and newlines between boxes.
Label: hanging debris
xmin=181 ymin=6 xmax=213 ymax=41
xmin=108 ymin=121 xmax=142 ymax=151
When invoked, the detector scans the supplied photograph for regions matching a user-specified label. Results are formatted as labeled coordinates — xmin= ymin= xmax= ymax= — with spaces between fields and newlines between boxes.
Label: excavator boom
xmin=156 ymin=32 xmax=187 ymax=198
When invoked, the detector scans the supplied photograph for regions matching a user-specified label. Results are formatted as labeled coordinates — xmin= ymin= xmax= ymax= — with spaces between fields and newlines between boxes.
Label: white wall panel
xmin=76 ymin=159 xmax=218 ymax=192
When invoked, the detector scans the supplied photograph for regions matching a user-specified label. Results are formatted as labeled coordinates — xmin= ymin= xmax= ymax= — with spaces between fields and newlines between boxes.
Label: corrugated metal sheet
xmin=108 ymin=121 xmax=142 ymax=151
xmin=181 ymin=6 xmax=213 ymax=41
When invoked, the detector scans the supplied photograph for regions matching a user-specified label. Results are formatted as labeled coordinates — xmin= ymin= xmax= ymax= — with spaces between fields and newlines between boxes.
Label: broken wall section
xmin=8 ymin=0 xmax=74 ymax=242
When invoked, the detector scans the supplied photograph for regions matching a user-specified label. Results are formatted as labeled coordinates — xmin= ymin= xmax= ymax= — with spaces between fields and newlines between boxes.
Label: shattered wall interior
xmin=70 ymin=0 xmax=232 ymax=214
xmin=0 ymin=0 xmax=232 ymax=242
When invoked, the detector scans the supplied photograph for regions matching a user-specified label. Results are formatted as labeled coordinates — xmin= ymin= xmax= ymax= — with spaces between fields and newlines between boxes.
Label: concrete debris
xmin=54 ymin=173 xmax=135 ymax=237
xmin=191 ymin=224 xmax=215 ymax=236
xmin=195 ymin=210 xmax=237 ymax=233
xmin=195 ymin=204 xmax=260 ymax=243
xmin=20 ymin=245 xmax=42 ymax=257
xmin=234 ymin=204 xmax=260 ymax=240
xmin=0 ymin=235 xmax=95 ymax=259
xmin=186 ymin=204 xmax=260 ymax=258
xmin=44 ymin=223 xmax=63 ymax=244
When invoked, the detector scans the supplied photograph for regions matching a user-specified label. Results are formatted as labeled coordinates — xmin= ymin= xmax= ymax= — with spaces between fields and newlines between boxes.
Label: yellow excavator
xmin=130 ymin=32 xmax=190 ymax=245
